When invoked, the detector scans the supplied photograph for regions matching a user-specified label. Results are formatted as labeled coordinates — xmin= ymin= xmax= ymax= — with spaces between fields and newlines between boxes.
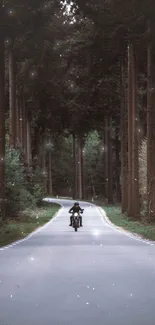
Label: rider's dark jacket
xmin=69 ymin=206 xmax=83 ymax=213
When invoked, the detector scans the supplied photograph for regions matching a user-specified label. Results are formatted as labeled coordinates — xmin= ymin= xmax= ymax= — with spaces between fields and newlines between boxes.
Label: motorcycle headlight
xmin=74 ymin=213 xmax=78 ymax=217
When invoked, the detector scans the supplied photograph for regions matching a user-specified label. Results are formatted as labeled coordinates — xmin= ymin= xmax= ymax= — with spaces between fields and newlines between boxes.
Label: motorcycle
xmin=70 ymin=209 xmax=84 ymax=232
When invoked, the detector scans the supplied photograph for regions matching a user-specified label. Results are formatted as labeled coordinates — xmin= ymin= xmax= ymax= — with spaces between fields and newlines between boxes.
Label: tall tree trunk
xmin=127 ymin=44 xmax=133 ymax=217
xmin=39 ymin=134 xmax=43 ymax=169
xmin=131 ymin=46 xmax=140 ymax=219
xmin=73 ymin=133 xmax=77 ymax=199
xmin=16 ymin=97 xmax=20 ymax=148
xmin=42 ymin=141 xmax=47 ymax=194
xmin=48 ymin=151 xmax=53 ymax=195
xmin=77 ymin=135 xmax=82 ymax=200
xmin=19 ymin=98 xmax=23 ymax=150
xmin=147 ymin=30 xmax=155 ymax=222
xmin=0 ymin=37 xmax=5 ymax=219
xmin=26 ymin=116 xmax=32 ymax=166
xmin=104 ymin=116 xmax=109 ymax=200
xmin=22 ymin=97 xmax=27 ymax=156
xmin=108 ymin=116 xmax=113 ymax=203
xmin=80 ymin=135 xmax=84 ymax=199
xmin=115 ymin=125 xmax=121 ymax=202
xmin=104 ymin=116 xmax=113 ymax=203
xmin=8 ymin=44 xmax=16 ymax=148
xmin=121 ymin=59 xmax=128 ymax=213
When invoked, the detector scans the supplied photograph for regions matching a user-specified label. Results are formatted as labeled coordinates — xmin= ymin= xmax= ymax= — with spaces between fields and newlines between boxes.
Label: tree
xmin=120 ymin=57 xmax=128 ymax=212
xmin=147 ymin=25 xmax=155 ymax=222
xmin=8 ymin=39 xmax=16 ymax=148
xmin=0 ymin=35 xmax=5 ymax=219
xmin=131 ymin=45 xmax=140 ymax=219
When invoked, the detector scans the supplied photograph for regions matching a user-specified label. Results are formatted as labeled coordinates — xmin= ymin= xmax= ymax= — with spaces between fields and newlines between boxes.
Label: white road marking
xmin=96 ymin=206 xmax=155 ymax=247
xmin=0 ymin=205 xmax=63 ymax=251
xmin=1 ymin=196 xmax=154 ymax=251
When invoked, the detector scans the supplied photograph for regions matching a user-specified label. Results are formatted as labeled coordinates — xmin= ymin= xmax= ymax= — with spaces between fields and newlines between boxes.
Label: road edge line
xmin=0 ymin=203 xmax=62 ymax=251
xmin=96 ymin=206 xmax=155 ymax=246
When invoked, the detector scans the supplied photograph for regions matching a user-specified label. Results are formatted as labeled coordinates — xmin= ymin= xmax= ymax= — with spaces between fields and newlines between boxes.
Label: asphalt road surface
xmin=0 ymin=198 xmax=155 ymax=325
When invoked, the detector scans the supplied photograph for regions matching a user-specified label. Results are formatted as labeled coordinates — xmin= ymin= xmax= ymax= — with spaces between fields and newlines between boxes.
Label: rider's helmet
xmin=74 ymin=202 xmax=79 ymax=206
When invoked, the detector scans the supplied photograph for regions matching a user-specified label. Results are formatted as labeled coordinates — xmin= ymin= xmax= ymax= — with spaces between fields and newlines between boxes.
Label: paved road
xmin=0 ymin=198 xmax=155 ymax=325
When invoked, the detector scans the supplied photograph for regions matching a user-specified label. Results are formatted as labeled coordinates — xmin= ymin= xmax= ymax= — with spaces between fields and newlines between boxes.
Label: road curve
xmin=0 ymin=198 xmax=155 ymax=325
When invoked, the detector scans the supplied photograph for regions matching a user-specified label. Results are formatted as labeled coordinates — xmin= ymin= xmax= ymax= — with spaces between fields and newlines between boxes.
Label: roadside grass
xmin=103 ymin=206 xmax=155 ymax=241
xmin=0 ymin=203 xmax=60 ymax=247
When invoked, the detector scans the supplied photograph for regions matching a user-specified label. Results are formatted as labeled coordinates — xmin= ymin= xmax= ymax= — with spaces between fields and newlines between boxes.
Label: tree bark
xmin=121 ymin=59 xmax=128 ymax=213
xmin=127 ymin=44 xmax=133 ymax=217
xmin=8 ymin=44 xmax=16 ymax=148
xmin=115 ymin=125 xmax=121 ymax=202
xmin=77 ymin=134 xmax=82 ymax=200
xmin=108 ymin=116 xmax=113 ymax=203
xmin=131 ymin=46 xmax=140 ymax=219
xmin=16 ymin=97 xmax=20 ymax=148
xmin=26 ymin=116 xmax=32 ymax=166
xmin=104 ymin=116 xmax=113 ymax=203
xmin=48 ymin=151 xmax=53 ymax=195
xmin=0 ymin=36 xmax=6 ymax=219
xmin=80 ymin=135 xmax=85 ymax=199
xmin=19 ymin=98 xmax=23 ymax=150
xmin=104 ymin=116 xmax=109 ymax=199
xmin=73 ymin=133 xmax=77 ymax=199
xmin=22 ymin=97 xmax=27 ymax=156
xmin=147 ymin=29 xmax=155 ymax=222
xmin=42 ymin=140 xmax=47 ymax=194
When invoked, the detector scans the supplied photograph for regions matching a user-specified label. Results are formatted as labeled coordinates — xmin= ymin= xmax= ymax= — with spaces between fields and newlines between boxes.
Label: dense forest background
xmin=0 ymin=0 xmax=154 ymax=223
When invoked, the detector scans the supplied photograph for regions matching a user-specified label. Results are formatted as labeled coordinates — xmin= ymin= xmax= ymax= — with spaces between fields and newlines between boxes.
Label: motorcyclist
xmin=69 ymin=202 xmax=84 ymax=227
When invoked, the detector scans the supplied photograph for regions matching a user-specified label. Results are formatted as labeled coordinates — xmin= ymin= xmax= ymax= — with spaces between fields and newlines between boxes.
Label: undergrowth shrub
xmin=5 ymin=147 xmax=45 ymax=217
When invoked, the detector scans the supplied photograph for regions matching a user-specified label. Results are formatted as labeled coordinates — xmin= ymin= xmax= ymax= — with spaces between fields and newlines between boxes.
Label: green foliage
xmin=51 ymin=135 xmax=74 ymax=193
xmin=44 ymin=131 xmax=105 ymax=198
xmin=84 ymin=131 xmax=104 ymax=198
xmin=25 ymin=166 xmax=46 ymax=205
xmin=5 ymin=147 xmax=45 ymax=216
xmin=46 ymin=131 xmax=105 ymax=198
xmin=3 ymin=0 xmax=152 ymax=211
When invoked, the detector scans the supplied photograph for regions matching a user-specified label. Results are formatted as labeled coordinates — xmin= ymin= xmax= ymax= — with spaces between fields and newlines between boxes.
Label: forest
xmin=0 ymin=0 xmax=155 ymax=243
